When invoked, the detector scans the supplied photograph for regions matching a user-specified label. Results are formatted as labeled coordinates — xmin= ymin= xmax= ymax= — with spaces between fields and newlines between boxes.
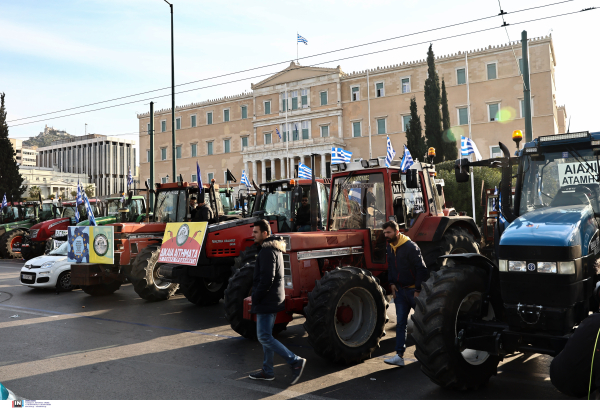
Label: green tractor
xmin=219 ymin=187 xmax=240 ymax=215
xmin=77 ymin=195 xmax=147 ymax=226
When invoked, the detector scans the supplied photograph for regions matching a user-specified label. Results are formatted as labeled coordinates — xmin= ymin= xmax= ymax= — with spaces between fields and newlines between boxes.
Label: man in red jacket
xmin=382 ymin=220 xmax=428 ymax=367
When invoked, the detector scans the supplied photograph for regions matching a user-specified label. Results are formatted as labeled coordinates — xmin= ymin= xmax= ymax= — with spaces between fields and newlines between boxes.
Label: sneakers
xmin=384 ymin=354 xmax=405 ymax=367
xmin=248 ymin=370 xmax=274 ymax=381
xmin=290 ymin=358 xmax=307 ymax=385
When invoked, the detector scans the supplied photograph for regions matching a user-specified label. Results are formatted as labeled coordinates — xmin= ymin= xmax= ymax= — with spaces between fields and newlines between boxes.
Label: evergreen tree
xmin=0 ymin=93 xmax=26 ymax=201
xmin=406 ymin=96 xmax=427 ymax=161
xmin=423 ymin=44 xmax=444 ymax=163
xmin=441 ymin=79 xmax=458 ymax=161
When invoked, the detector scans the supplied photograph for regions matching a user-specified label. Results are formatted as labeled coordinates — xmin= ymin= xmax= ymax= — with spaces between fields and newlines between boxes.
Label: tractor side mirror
xmin=2 ymin=207 xmax=6 ymax=215
xmin=406 ymin=169 xmax=419 ymax=189
xmin=436 ymin=184 xmax=443 ymax=196
xmin=127 ymin=191 xmax=133 ymax=206
xmin=455 ymin=159 xmax=470 ymax=183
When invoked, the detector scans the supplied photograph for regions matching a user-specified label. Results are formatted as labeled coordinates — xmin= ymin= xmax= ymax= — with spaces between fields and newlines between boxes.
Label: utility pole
xmin=165 ymin=0 xmax=176 ymax=179
xmin=149 ymin=101 xmax=155 ymax=211
xmin=521 ymin=30 xmax=533 ymax=143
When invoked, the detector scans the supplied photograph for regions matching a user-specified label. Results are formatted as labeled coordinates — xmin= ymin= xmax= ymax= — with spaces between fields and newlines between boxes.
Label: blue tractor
xmin=411 ymin=131 xmax=600 ymax=390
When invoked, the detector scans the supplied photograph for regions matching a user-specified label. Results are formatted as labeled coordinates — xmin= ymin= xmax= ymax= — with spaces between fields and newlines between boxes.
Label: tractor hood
xmin=499 ymin=204 xmax=598 ymax=258
xmin=29 ymin=218 xmax=71 ymax=241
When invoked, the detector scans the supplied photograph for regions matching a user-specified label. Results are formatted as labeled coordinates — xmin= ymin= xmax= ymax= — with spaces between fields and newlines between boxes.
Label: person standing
xmin=248 ymin=219 xmax=306 ymax=384
xmin=192 ymin=193 xmax=214 ymax=223
xmin=382 ymin=220 xmax=428 ymax=367
xmin=295 ymin=195 xmax=311 ymax=232
xmin=189 ymin=196 xmax=198 ymax=219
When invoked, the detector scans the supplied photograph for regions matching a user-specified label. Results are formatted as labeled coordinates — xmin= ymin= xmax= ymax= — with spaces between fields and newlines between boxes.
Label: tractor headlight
xmin=537 ymin=262 xmax=557 ymax=273
xmin=558 ymin=261 xmax=576 ymax=275
xmin=508 ymin=260 xmax=527 ymax=272
xmin=499 ymin=259 xmax=507 ymax=271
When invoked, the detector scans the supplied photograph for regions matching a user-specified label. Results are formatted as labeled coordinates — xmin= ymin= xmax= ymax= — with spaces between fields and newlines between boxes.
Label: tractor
xmin=224 ymin=158 xmax=480 ymax=362
xmin=411 ymin=130 xmax=600 ymax=390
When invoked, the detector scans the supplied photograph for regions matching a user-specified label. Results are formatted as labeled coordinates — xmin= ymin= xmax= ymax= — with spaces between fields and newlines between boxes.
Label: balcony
xmin=243 ymin=136 xmax=344 ymax=154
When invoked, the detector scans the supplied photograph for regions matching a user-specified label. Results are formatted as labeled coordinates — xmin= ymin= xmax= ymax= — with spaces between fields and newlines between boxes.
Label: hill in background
xmin=23 ymin=125 xmax=74 ymax=148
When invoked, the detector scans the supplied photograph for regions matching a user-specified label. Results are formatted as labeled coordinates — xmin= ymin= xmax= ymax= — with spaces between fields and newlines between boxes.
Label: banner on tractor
xmin=558 ymin=161 xmax=598 ymax=187
xmin=67 ymin=226 xmax=114 ymax=264
xmin=157 ymin=222 xmax=208 ymax=266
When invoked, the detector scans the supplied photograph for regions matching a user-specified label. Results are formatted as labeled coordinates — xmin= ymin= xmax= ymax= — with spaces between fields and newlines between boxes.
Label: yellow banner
xmin=157 ymin=222 xmax=208 ymax=266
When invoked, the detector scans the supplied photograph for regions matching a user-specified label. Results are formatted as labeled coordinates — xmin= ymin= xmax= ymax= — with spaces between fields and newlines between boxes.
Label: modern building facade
xmin=10 ymin=139 xmax=37 ymax=166
xmin=138 ymin=35 xmax=566 ymax=186
xmin=36 ymin=134 xmax=137 ymax=198
xmin=19 ymin=166 xmax=90 ymax=199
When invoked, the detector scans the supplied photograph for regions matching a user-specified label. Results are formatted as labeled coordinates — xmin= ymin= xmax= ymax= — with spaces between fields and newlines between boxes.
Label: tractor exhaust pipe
xmin=499 ymin=142 xmax=517 ymax=223
xmin=310 ymin=154 xmax=318 ymax=231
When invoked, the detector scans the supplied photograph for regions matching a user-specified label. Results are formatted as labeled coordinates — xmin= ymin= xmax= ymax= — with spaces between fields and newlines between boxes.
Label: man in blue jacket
xmin=248 ymin=219 xmax=307 ymax=384
xmin=382 ymin=220 xmax=428 ymax=367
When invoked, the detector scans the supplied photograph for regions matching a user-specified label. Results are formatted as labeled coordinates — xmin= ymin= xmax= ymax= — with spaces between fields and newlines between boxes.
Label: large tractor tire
xmin=420 ymin=228 xmax=479 ymax=272
xmin=223 ymin=262 xmax=288 ymax=340
xmin=232 ymin=245 xmax=258 ymax=272
xmin=130 ymin=245 xmax=179 ymax=302
xmin=181 ymin=277 xmax=227 ymax=306
xmin=411 ymin=265 xmax=500 ymax=390
xmin=0 ymin=230 xmax=25 ymax=259
xmin=81 ymin=281 xmax=122 ymax=296
xmin=303 ymin=267 xmax=388 ymax=364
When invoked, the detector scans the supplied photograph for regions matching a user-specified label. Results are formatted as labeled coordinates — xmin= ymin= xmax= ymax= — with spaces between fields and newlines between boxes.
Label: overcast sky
xmin=2 ymin=0 xmax=598 ymax=156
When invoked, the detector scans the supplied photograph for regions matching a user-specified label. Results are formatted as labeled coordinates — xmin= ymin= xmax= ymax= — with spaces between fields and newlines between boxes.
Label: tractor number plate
xmin=54 ymin=230 xmax=68 ymax=237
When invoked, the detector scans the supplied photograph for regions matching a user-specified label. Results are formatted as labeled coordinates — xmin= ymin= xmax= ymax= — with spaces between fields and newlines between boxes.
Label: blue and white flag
xmin=83 ymin=193 xmax=96 ymax=226
xmin=241 ymin=170 xmax=251 ymax=188
xmin=127 ymin=168 xmax=133 ymax=189
xmin=75 ymin=181 xmax=82 ymax=223
xmin=1 ymin=194 xmax=6 ymax=210
xmin=276 ymin=128 xmax=282 ymax=140
xmin=298 ymin=164 xmax=312 ymax=180
xmin=461 ymin=135 xmax=482 ymax=161
xmin=331 ymin=147 xmax=352 ymax=164
xmin=385 ymin=136 xmax=396 ymax=168
xmin=297 ymin=34 xmax=308 ymax=45
xmin=196 ymin=161 xmax=203 ymax=191
xmin=399 ymin=145 xmax=415 ymax=172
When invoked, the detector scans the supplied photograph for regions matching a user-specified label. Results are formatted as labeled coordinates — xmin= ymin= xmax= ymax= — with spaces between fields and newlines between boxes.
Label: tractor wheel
xmin=420 ymin=228 xmax=479 ymax=272
xmin=80 ymin=281 xmax=122 ymax=296
xmin=181 ymin=277 xmax=227 ymax=306
xmin=232 ymin=245 xmax=258 ymax=273
xmin=411 ymin=265 xmax=500 ymax=390
xmin=303 ymin=267 xmax=388 ymax=364
xmin=55 ymin=271 xmax=74 ymax=292
xmin=0 ymin=230 xmax=25 ymax=259
xmin=224 ymin=263 xmax=288 ymax=340
xmin=130 ymin=245 xmax=179 ymax=302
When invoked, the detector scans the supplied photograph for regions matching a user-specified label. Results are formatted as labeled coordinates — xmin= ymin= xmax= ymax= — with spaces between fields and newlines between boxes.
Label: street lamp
xmin=164 ymin=0 xmax=176 ymax=180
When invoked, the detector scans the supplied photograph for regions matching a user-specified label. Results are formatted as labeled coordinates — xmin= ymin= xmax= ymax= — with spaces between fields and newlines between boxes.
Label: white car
xmin=20 ymin=241 xmax=73 ymax=291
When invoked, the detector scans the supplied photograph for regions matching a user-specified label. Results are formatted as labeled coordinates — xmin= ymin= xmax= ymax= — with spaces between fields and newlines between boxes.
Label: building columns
xmin=252 ymin=161 xmax=258 ymax=184
xmin=261 ymin=160 xmax=266 ymax=184
xmin=290 ymin=157 xmax=296 ymax=178
xmin=244 ymin=161 xmax=249 ymax=179
xmin=321 ymin=154 xmax=327 ymax=178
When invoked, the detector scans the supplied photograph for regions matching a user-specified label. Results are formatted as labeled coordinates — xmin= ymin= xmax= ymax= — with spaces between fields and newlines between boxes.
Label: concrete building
xmin=36 ymin=134 xmax=137 ymax=197
xmin=138 ymin=35 xmax=566 ymax=185
xmin=19 ymin=166 xmax=90 ymax=199
xmin=9 ymin=139 xmax=37 ymax=166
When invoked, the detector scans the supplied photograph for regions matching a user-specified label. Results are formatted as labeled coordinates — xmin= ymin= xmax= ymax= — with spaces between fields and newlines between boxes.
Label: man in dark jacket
xmin=248 ymin=219 xmax=307 ymax=384
xmin=382 ymin=220 xmax=428 ymax=367
xmin=295 ymin=195 xmax=310 ymax=232
xmin=192 ymin=193 xmax=214 ymax=223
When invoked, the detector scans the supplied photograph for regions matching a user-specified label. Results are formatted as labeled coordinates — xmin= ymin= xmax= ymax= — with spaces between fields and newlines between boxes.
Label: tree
xmin=0 ymin=93 xmax=26 ymax=200
xmin=405 ymin=96 xmax=427 ymax=161
xmin=441 ymin=79 xmax=458 ymax=161
xmin=423 ymin=44 xmax=444 ymax=164
xmin=49 ymin=194 xmax=55 ymax=200
xmin=28 ymin=186 xmax=41 ymax=200
xmin=85 ymin=184 xmax=95 ymax=198
xmin=70 ymin=191 xmax=77 ymax=198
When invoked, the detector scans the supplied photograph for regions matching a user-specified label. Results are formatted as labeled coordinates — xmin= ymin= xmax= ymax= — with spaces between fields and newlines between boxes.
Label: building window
xmin=161 ymin=177 xmax=167 ymax=184
xmin=352 ymin=121 xmax=361 ymax=137
xmin=292 ymin=123 xmax=299 ymax=141
xmin=191 ymin=143 xmax=197 ymax=158
xmin=302 ymin=121 xmax=309 ymax=139
xmin=224 ymin=139 xmax=230 ymax=153
xmin=520 ymin=98 xmax=534 ymax=118
xmin=191 ymin=115 xmax=197 ymax=127
xmin=207 ymin=141 xmax=213 ymax=155
xmin=320 ymin=91 xmax=327 ymax=106
xmin=207 ymin=172 xmax=214 ymax=182
xmin=161 ymin=147 xmax=167 ymax=161
xmin=264 ymin=100 xmax=271 ymax=115
xmin=291 ymin=91 xmax=298 ymax=110
xmin=351 ymin=86 xmax=359 ymax=101
xmin=401 ymin=78 xmax=410 ymax=93
xmin=146 ymin=150 xmax=150 ymax=162
xmin=487 ymin=62 xmax=497 ymax=80
xmin=301 ymin=89 xmax=308 ymax=108
xmin=241 ymin=136 xmax=248 ymax=150
xmin=176 ymin=117 xmax=181 ymax=130
xmin=192 ymin=174 xmax=197 ymax=182
xmin=282 ymin=124 xmax=288 ymax=142
xmin=321 ymin=125 xmax=329 ymax=138
xmin=207 ymin=112 xmax=213 ymax=125
xmin=223 ymin=109 xmax=230 ymax=122
xmin=281 ymin=92 xmax=287 ymax=112
xmin=264 ymin=133 xmax=272 ymax=145
xmin=518 ymin=58 xmax=523 ymax=75
xmin=402 ymin=115 xmax=411 ymax=132
xmin=176 ymin=145 xmax=182 ymax=159
xmin=376 ymin=82 xmax=384 ymax=97
xmin=488 ymin=103 xmax=500 ymax=122
xmin=458 ymin=107 xmax=469 ymax=125
xmin=377 ymin=118 xmax=386 ymax=135
xmin=241 ymin=106 xmax=247 ymax=119
xmin=490 ymin=146 xmax=502 ymax=158
xmin=457 ymin=68 xmax=466 ymax=85
xmin=161 ymin=120 xmax=166 ymax=132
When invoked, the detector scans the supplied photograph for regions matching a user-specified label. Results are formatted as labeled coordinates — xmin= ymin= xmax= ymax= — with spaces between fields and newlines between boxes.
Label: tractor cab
xmin=61 ymin=199 xmax=103 ymax=224
xmin=105 ymin=195 xmax=147 ymax=223
xmin=1 ymin=205 xmax=20 ymax=223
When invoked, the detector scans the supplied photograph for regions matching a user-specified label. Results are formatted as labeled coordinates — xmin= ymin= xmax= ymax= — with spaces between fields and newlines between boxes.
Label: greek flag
xmin=83 ymin=193 xmax=96 ymax=226
xmin=75 ymin=181 xmax=82 ymax=223
xmin=127 ymin=168 xmax=133 ymax=189
xmin=298 ymin=164 xmax=312 ymax=180
xmin=276 ymin=128 xmax=281 ymax=140
xmin=196 ymin=161 xmax=203 ymax=191
xmin=1 ymin=194 xmax=6 ymax=210
xmin=385 ymin=136 xmax=396 ymax=168
xmin=399 ymin=145 xmax=414 ymax=172
xmin=241 ymin=170 xmax=251 ymax=188
xmin=331 ymin=147 xmax=352 ymax=164
xmin=493 ymin=186 xmax=498 ymax=211
xmin=297 ymin=34 xmax=308 ymax=45
xmin=461 ymin=135 xmax=482 ymax=161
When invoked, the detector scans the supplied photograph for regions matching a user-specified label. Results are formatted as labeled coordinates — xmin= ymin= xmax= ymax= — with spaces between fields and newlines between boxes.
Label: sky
xmin=1 ymin=0 xmax=599 ymax=164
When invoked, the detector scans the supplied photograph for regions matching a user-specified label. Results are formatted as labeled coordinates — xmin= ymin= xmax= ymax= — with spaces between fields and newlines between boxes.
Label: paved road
xmin=0 ymin=259 xmax=570 ymax=400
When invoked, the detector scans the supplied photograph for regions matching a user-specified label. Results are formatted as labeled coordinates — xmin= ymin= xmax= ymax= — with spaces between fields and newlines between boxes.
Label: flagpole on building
xmin=465 ymin=52 xmax=476 ymax=219
xmin=367 ymin=70 xmax=372 ymax=159
xmin=297 ymin=32 xmax=299 ymax=63
xmin=285 ymin=83 xmax=289 ymax=179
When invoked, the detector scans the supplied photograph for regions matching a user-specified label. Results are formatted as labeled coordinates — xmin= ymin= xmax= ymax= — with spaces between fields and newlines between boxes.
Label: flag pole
xmin=470 ymin=153 xmax=476 ymax=219
xmin=297 ymin=32 xmax=298 ymax=63
xmin=285 ymin=83 xmax=289 ymax=179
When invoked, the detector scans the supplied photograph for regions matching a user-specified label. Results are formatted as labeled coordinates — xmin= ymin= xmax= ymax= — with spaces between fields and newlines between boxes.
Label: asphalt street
xmin=0 ymin=259 xmax=571 ymax=400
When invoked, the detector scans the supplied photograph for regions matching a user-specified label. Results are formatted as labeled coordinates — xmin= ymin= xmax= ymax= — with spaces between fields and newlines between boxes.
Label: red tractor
xmin=224 ymin=158 xmax=481 ymax=363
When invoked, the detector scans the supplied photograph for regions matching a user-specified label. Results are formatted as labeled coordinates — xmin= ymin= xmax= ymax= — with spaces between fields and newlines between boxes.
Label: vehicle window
xmin=24 ymin=206 xmax=36 ymax=218
xmin=318 ymin=183 xmax=329 ymax=229
xmin=49 ymin=241 xmax=69 ymax=255
xmin=262 ymin=191 xmax=291 ymax=219
xmin=330 ymin=173 xmax=385 ymax=230
xmin=62 ymin=207 xmax=76 ymax=219
xmin=154 ymin=190 xmax=186 ymax=222
xmin=107 ymin=200 xmax=119 ymax=216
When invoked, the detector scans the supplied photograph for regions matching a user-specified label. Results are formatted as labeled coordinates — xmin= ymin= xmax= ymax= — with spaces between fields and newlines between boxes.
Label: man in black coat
xmin=192 ymin=193 xmax=214 ymax=223
xmin=295 ymin=195 xmax=311 ymax=232
xmin=248 ymin=219 xmax=307 ymax=384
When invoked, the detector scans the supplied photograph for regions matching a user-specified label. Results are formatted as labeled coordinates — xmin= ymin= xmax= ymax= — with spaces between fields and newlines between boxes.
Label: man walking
xmin=248 ymin=219 xmax=307 ymax=384
xmin=382 ymin=220 xmax=428 ymax=367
